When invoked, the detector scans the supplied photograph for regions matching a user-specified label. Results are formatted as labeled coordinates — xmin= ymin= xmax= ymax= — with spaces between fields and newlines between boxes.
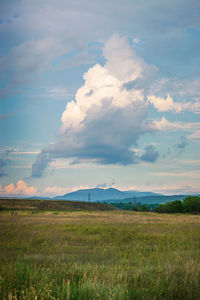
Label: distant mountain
xmin=54 ymin=188 xmax=161 ymax=201
xmin=103 ymin=194 xmax=187 ymax=204
xmin=123 ymin=190 xmax=163 ymax=198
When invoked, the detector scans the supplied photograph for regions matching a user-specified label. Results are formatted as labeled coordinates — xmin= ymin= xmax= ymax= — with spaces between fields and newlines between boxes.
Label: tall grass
xmin=0 ymin=211 xmax=199 ymax=299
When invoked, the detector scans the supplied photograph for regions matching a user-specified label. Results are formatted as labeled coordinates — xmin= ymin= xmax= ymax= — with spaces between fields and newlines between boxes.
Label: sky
xmin=0 ymin=0 xmax=200 ymax=197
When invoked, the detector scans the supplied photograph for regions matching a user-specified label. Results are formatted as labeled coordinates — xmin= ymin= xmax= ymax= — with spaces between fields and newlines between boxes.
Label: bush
xmin=141 ymin=205 xmax=148 ymax=211
xmin=155 ymin=200 xmax=183 ymax=213
xmin=182 ymin=196 xmax=200 ymax=213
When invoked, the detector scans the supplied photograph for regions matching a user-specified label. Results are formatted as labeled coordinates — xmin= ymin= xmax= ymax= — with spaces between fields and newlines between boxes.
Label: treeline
xmin=110 ymin=202 xmax=159 ymax=211
xmin=110 ymin=196 xmax=200 ymax=214
xmin=155 ymin=196 xmax=200 ymax=213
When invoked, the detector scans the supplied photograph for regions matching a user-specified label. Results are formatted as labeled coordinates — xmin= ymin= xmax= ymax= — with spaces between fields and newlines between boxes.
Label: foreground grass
xmin=0 ymin=210 xmax=200 ymax=299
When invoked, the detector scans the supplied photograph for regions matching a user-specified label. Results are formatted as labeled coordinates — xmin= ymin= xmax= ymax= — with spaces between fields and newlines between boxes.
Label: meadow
xmin=0 ymin=202 xmax=200 ymax=299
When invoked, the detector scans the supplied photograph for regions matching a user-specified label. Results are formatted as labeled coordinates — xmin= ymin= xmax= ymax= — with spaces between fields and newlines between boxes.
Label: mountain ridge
xmin=5 ymin=188 xmax=196 ymax=204
xmin=54 ymin=187 xmax=162 ymax=201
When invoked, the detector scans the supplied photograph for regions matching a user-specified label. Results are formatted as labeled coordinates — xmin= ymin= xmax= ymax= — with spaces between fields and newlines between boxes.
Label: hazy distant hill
xmin=103 ymin=194 xmax=187 ymax=204
xmin=1 ymin=188 xmax=191 ymax=205
xmin=54 ymin=188 xmax=161 ymax=201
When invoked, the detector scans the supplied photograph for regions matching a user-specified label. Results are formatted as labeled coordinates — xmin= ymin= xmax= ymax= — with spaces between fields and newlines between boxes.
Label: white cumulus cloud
xmin=32 ymin=34 xmax=200 ymax=177
xmin=0 ymin=180 xmax=37 ymax=196
xmin=148 ymin=93 xmax=200 ymax=114
xmin=32 ymin=35 xmax=157 ymax=177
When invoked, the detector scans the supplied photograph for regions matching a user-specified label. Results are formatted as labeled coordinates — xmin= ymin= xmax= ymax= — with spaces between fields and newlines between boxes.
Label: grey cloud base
xmin=31 ymin=102 xmax=156 ymax=177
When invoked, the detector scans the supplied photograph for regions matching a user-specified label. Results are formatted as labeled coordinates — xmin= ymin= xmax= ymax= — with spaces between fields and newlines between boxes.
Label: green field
xmin=0 ymin=201 xmax=200 ymax=299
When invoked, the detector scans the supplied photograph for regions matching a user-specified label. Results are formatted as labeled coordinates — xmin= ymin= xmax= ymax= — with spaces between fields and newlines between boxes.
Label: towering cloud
xmin=32 ymin=35 xmax=157 ymax=177
xmin=32 ymin=35 xmax=200 ymax=177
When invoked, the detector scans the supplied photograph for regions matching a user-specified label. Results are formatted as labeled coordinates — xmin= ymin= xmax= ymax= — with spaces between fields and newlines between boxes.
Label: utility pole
xmin=88 ymin=192 xmax=91 ymax=202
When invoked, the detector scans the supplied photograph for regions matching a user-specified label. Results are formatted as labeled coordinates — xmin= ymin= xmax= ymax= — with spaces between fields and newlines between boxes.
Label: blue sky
xmin=0 ymin=0 xmax=200 ymax=197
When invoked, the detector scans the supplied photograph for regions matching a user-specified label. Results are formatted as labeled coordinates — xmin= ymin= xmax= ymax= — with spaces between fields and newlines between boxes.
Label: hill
xmin=0 ymin=198 xmax=117 ymax=212
xmin=54 ymin=187 xmax=160 ymax=201
xmin=103 ymin=194 xmax=187 ymax=204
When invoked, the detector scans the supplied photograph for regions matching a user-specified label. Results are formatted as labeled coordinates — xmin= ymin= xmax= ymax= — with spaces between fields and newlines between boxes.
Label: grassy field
xmin=0 ymin=203 xmax=200 ymax=299
xmin=0 ymin=198 xmax=116 ymax=212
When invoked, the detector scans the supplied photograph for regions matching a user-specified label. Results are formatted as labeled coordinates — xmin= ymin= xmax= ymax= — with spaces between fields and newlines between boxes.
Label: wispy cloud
xmin=31 ymin=152 xmax=52 ymax=178
xmin=47 ymin=87 xmax=74 ymax=99
xmin=0 ymin=158 xmax=9 ymax=177
xmin=0 ymin=148 xmax=40 ymax=155
xmin=153 ymin=117 xmax=200 ymax=134
xmin=0 ymin=37 xmax=65 ymax=76
xmin=174 ymin=136 xmax=189 ymax=154
xmin=188 ymin=130 xmax=200 ymax=143
xmin=43 ymin=185 xmax=92 ymax=197
xmin=153 ymin=170 xmax=200 ymax=179
xmin=124 ymin=183 xmax=200 ymax=195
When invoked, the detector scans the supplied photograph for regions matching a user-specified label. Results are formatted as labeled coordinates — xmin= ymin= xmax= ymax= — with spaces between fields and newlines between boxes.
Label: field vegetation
xmin=0 ymin=198 xmax=116 ymax=212
xmin=0 ymin=199 xmax=200 ymax=299
xmin=110 ymin=196 xmax=200 ymax=214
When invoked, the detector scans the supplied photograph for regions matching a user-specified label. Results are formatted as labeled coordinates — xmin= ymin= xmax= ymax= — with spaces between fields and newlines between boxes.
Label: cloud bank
xmin=0 ymin=180 xmax=37 ymax=196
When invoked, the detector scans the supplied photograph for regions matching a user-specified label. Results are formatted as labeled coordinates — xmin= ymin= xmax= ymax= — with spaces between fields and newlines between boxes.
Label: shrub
xmin=155 ymin=200 xmax=183 ymax=213
xmin=182 ymin=196 xmax=200 ymax=213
